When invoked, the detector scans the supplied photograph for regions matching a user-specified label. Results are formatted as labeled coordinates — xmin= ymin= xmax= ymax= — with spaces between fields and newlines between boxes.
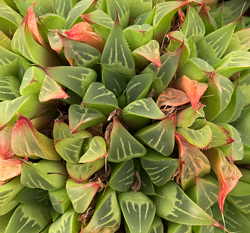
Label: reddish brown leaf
xmin=64 ymin=22 xmax=104 ymax=51
xmin=206 ymin=149 xmax=242 ymax=213
xmin=157 ymin=88 xmax=190 ymax=108
xmin=23 ymin=6 xmax=45 ymax=45
xmin=176 ymin=75 xmax=208 ymax=109
xmin=0 ymin=126 xmax=14 ymax=160
xmin=175 ymin=133 xmax=210 ymax=189
xmin=0 ymin=158 xmax=22 ymax=182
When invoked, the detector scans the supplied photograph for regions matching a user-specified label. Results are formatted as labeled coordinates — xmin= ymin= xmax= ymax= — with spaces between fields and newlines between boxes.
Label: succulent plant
xmin=1 ymin=0 xmax=250 ymax=233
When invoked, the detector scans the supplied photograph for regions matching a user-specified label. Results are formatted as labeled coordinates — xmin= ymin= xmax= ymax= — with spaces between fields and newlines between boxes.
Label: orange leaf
xmin=0 ymin=159 xmax=22 ymax=182
xmin=157 ymin=88 xmax=190 ymax=108
xmin=206 ymin=149 xmax=242 ymax=213
xmin=23 ymin=6 xmax=45 ymax=46
xmin=64 ymin=22 xmax=104 ymax=51
xmin=176 ymin=75 xmax=208 ymax=109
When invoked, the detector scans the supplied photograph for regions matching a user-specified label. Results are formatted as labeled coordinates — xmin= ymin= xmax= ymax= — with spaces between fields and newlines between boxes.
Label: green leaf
xmin=179 ymin=57 xmax=214 ymax=82
xmin=108 ymin=119 xmax=146 ymax=162
xmin=202 ymin=75 xmax=234 ymax=121
xmin=176 ymin=134 xmax=211 ymax=189
xmin=140 ymin=168 xmax=156 ymax=196
xmin=39 ymin=75 xmax=69 ymax=102
xmin=136 ymin=118 xmax=175 ymax=156
xmin=119 ymin=192 xmax=156 ymax=233
xmin=21 ymin=160 xmax=66 ymax=191
xmin=153 ymin=1 xmax=182 ymax=40
xmin=82 ymin=82 xmax=119 ymax=115
xmin=69 ymin=105 xmax=106 ymax=132
xmin=186 ymin=176 xmax=218 ymax=211
xmin=53 ymin=121 xmax=72 ymax=141
xmin=109 ymin=160 xmax=134 ymax=192
xmin=125 ymin=73 xmax=154 ymax=104
xmin=49 ymin=189 xmax=71 ymax=214
xmin=176 ymin=106 xmax=205 ymax=128
xmin=167 ymin=223 xmax=192 ymax=233
xmin=47 ymin=66 xmax=97 ymax=97
xmin=181 ymin=6 xmax=205 ymax=40
xmin=177 ymin=125 xmax=212 ymax=149
xmin=124 ymin=24 xmax=154 ymax=50
xmin=0 ymin=211 xmax=14 ymax=233
xmin=216 ymin=51 xmax=250 ymax=77
xmin=0 ymin=177 xmax=23 ymax=216
xmin=66 ymin=0 xmax=95 ymax=28
xmin=101 ymin=23 xmax=135 ymax=77
xmin=48 ymin=209 xmax=80 ymax=233
xmin=66 ymin=179 xmax=100 ymax=213
xmin=66 ymin=160 xmax=104 ymax=182
xmin=82 ymin=189 xmax=121 ymax=233
xmin=155 ymin=182 xmax=215 ymax=226
xmin=0 ymin=75 xmax=20 ymax=101
xmin=141 ymin=150 xmax=178 ymax=186
xmin=63 ymin=38 xmax=101 ymax=68
xmin=149 ymin=217 xmax=164 ymax=233
xmin=5 ymin=203 xmax=50 ymax=233
xmin=192 ymin=208 xmax=215 ymax=233
xmin=20 ymin=66 xmax=45 ymax=96
xmin=12 ymin=116 xmax=60 ymax=160
xmin=0 ymin=31 xmax=11 ymax=50
xmin=106 ymin=0 xmax=130 ymax=28
xmin=52 ymin=0 xmax=75 ymax=18
xmin=79 ymin=136 xmax=107 ymax=163
xmin=122 ymin=97 xmax=165 ymax=129
xmin=0 ymin=3 xmax=22 ymax=36
xmin=218 ymin=123 xmax=244 ymax=161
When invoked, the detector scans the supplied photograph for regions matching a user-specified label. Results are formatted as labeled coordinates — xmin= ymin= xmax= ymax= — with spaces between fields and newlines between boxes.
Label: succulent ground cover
xmin=1 ymin=0 xmax=250 ymax=232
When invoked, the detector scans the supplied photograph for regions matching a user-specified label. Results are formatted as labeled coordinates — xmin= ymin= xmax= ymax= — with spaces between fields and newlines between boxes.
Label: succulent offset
xmin=1 ymin=0 xmax=250 ymax=233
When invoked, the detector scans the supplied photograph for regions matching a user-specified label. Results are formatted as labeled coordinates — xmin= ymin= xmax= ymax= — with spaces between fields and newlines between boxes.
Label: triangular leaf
xmin=49 ymin=188 xmax=71 ymax=214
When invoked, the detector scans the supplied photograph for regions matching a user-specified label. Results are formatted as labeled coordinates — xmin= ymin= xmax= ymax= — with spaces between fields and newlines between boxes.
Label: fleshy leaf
xmin=0 ymin=177 xmax=23 ymax=216
xmin=48 ymin=209 xmax=80 ymax=233
xmin=177 ymin=125 xmax=212 ymax=149
xmin=82 ymin=189 xmax=121 ymax=233
xmin=155 ymin=181 xmax=215 ymax=226
xmin=157 ymin=88 xmax=190 ymax=107
xmin=66 ymin=160 xmax=104 ymax=182
xmin=176 ymin=133 xmax=211 ymax=189
xmin=167 ymin=223 xmax=192 ymax=233
xmin=125 ymin=73 xmax=154 ymax=104
xmin=186 ymin=176 xmax=218 ymax=211
xmin=68 ymin=104 xmax=106 ymax=133
xmin=109 ymin=160 xmax=134 ymax=192
xmin=79 ymin=136 xmax=107 ymax=163
xmin=21 ymin=160 xmax=66 ymax=191
xmin=66 ymin=179 xmax=100 ymax=214
xmin=108 ymin=118 xmax=146 ymax=162
xmin=122 ymin=97 xmax=165 ymax=129
xmin=39 ymin=75 xmax=69 ymax=102
xmin=5 ymin=203 xmax=50 ymax=233
xmin=0 ymin=126 xmax=13 ymax=159
xmin=140 ymin=150 xmax=178 ymax=186
xmin=119 ymin=192 xmax=156 ymax=233
xmin=206 ymin=148 xmax=242 ymax=213
xmin=133 ymin=40 xmax=161 ymax=67
xmin=175 ymin=75 xmax=208 ymax=109
xmin=64 ymin=22 xmax=104 ymax=51
xmin=49 ymin=189 xmax=71 ymax=214
xmin=0 ymin=158 xmax=22 ymax=182
xmin=82 ymin=82 xmax=118 ymax=115
xmin=0 ymin=75 xmax=20 ymax=101
xmin=149 ymin=217 xmax=164 ymax=233
xmin=47 ymin=66 xmax=97 ymax=97
xmin=12 ymin=116 xmax=60 ymax=160
xmin=202 ymin=74 xmax=234 ymax=121
xmin=136 ymin=118 xmax=175 ymax=156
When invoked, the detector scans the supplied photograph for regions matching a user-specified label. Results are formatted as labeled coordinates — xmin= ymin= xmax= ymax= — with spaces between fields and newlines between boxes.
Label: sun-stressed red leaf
xmin=23 ymin=5 xmax=45 ymax=45
xmin=175 ymin=133 xmax=210 ymax=189
xmin=0 ymin=158 xmax=22 ymax=182
xmin=64 ymin=22 xmax=104 ymax=51
xmin=206 ymin=149 xmax=242 ymax=213
xmin=176 ymin=75 xmax=208 ymax=109
xmin=0 ymin=126 xmax=14 ymax=160
xmin=157 ymin=88 xmax=190 ymax=108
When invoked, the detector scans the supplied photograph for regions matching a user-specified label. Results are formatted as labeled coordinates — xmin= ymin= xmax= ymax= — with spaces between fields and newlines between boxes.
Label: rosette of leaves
xmin=0 ymin=0 xmax=250 ymax=233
